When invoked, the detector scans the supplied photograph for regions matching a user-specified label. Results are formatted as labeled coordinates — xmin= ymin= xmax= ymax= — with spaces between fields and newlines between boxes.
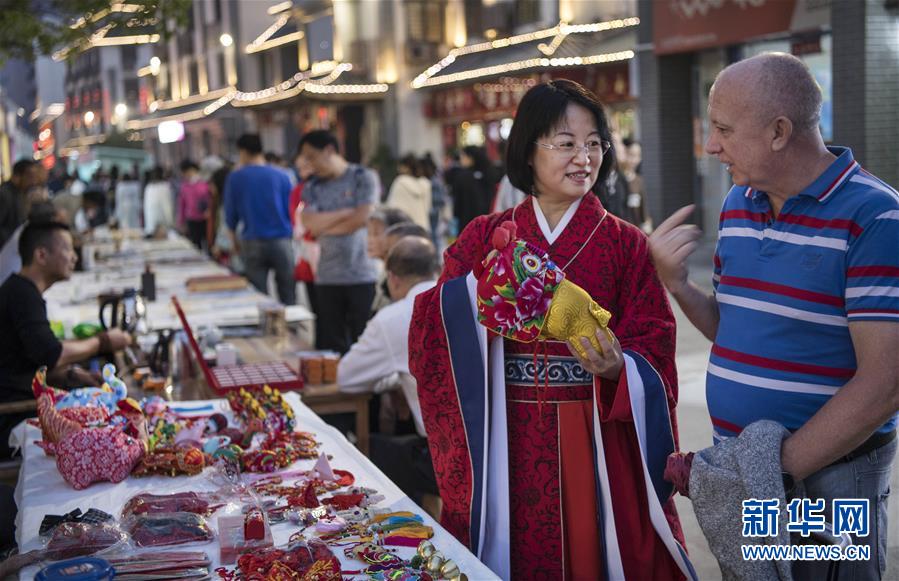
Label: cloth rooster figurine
xmin=475 ymin=221 xmax=614 ymax=359
xmin=32 ymin=368 xmax=145 ymax=489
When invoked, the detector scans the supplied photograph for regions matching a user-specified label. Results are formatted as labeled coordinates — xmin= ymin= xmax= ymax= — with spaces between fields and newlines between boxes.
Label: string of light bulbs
xmin=411 ymin=17 xmax=639 ymax=89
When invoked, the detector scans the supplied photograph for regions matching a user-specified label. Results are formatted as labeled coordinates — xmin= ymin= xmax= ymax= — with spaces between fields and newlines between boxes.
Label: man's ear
xmin=32 ymin=247 xmax=48 ymax=266
xmin=770 ymin=116 xmax=793 ymax=152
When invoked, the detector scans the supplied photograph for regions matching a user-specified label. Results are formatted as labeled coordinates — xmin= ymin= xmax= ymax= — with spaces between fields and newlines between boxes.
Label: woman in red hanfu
xmin=409 ymin=80 xmax=696 ymax=581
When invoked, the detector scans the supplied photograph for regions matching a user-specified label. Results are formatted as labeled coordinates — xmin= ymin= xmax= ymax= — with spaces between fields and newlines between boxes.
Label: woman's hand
xmin=567 ymin=329 xmax=624 ymax=381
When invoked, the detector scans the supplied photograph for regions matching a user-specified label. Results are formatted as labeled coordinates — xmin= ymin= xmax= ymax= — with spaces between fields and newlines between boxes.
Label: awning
xmin=128 ymin=65 xmax=389 ymax=129
xmin=245 ymin=12 xmax=304 ymax=54
xmin=412 ymin=18 xmax=638 ymax=90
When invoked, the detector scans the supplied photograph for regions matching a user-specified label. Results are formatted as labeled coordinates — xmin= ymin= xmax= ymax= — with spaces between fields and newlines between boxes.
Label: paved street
xmin=671 ymin=242 xmax=899 ymax=579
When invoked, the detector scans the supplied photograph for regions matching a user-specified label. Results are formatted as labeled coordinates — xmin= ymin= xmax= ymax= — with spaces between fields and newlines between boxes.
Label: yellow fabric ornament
xmin=538 ymin=278 xmax=613 ymax=359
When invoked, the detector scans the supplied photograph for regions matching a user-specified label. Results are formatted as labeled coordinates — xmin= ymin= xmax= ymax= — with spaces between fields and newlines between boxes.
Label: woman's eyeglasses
xmin=534 ymin=139 xmax=611 ymax=156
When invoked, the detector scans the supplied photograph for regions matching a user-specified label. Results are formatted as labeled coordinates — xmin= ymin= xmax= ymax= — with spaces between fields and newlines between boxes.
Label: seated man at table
xmin=0 ymin=221 xmax=131 ymax=459
xmin=337 ymin=236 xmax=439 ymax=503
xmin=370 ymin=219 xmax=428 ymax=316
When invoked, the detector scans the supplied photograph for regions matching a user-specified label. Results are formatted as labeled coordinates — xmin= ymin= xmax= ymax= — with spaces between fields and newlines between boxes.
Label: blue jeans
xmin=241 ymin=238 xmax=296 ymax=306
xmin=793 ymin=437 xmax=896 ymax=580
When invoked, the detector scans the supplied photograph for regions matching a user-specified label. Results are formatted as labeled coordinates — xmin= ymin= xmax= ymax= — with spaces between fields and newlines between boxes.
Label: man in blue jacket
xmin=224 ymin=134 xmax=295 ymax=305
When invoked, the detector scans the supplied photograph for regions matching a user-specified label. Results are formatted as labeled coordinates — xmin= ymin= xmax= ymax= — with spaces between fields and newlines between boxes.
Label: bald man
xmin=337 ymin=236 xmax=439 ymax=503
xmin=651 ymin=53 xmax=899 ymax=578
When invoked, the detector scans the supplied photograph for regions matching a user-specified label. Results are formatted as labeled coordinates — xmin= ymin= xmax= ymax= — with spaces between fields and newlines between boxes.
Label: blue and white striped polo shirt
xmin=707 ymin=146 xmax=899 ymax=440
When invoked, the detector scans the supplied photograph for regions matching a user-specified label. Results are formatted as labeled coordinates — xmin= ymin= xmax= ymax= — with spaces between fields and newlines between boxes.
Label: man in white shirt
xmin=337 ymin=235 xmax=439 ymax=502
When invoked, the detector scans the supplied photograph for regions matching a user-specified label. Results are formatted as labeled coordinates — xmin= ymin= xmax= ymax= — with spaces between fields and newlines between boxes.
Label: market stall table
xmin=44 ymin=235 xmax=314 ymax=333
xmin=226 ymin=336 xmax=372 ymax=455
xmin=12 ymin=392 xmax=498 ymax=580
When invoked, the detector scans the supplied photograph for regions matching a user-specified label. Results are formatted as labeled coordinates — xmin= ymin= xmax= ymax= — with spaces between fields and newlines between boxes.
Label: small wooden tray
xmin=185 ymin=275 xmax=248 ymax=293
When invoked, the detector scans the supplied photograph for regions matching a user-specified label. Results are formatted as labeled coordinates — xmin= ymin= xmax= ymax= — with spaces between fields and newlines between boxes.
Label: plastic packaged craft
xmin=122 ymin=513 xmax=214 ymax=548
xmin=45 ymin=522 xmax=130 ymax=561
xmin=234 ymin=537 xmax=340 ymax=580
xmin=104 ymin=551 xmax=212 ymax=580
xmin=121 ymin=492 xmax=218 ymax=518
xmin=0 ymin=522 xmax=128 ymax=579
xmin=217 ymin=505 xmax=274 ymax=564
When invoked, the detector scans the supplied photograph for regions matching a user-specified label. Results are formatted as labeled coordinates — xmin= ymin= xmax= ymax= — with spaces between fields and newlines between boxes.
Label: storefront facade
xmin=414 ymin=18 xmax=640 ymax=167
xmin=639 ymin=0 xmax=899 ymax=237
xmin=638 ymin=0 xmax=836 ymax=235
xmin=424 ymin=62 xmax=637 ymax=166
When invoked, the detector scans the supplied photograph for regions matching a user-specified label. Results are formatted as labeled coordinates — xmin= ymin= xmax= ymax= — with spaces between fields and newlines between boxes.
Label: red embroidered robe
xmin=410 ymin=194 xmax=689 ymax=580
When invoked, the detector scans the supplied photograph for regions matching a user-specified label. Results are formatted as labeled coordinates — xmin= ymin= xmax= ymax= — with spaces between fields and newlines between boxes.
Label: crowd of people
xmin=0 ymin=51 xmax=897 ymax=580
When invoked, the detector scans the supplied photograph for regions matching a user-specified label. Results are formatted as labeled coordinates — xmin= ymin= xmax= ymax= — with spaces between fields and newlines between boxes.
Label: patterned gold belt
xmin=504 ymin=354 xmax=593 ymax=403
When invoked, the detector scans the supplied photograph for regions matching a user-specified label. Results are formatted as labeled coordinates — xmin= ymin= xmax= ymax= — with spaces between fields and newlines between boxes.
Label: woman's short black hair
xmin=398 ymin=154 xmax=421 ymax=177
xmin=505 ymin=79 xmax=615 ymax=195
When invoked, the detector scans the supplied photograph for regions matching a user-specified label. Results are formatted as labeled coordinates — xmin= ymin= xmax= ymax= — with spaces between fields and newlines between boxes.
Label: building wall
xmin=833 ymin=0 xmax=899 ymax=186
xmin=36 ymin=57 xmax=66 ymax=107
xmin=391 ymin=0 xmax=443 ymax=159
xmin=561 ymin=0 xmax=633 ymax=24
xmin=0 ymin=59 xmax=37 ymax=115
xmin=636 ymin=0 xmax=697 ymax=230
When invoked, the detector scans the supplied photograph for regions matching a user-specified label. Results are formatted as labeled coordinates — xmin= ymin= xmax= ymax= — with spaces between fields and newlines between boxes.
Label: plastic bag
xmin=122 ymin=513 xmax=214 ymax=548
xmin=45 ymin=521 xmax=130 ymax=560
xmin=121 ymin=492 xmax=219 ymax=518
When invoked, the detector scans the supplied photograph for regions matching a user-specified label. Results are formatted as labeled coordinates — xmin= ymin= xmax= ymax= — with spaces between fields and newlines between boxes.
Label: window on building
xmin=306 ymin=14 xmax=334 ymax=64
xmin=125 ymin=79 xmax=139 ymax=104
xmin=280 ymin=45 xmax=297 ymax=79
xmin=464 ymin=0 xmax=483 ymax=39
xmin=260 ymin=54 xmax=270 ymax=88
xmin=107 ymin=69 xmax=117 ymax=103
xmin=219 ymin=52 xmax=227 ymax=88
xmin=157 ymin=62 xmax=168 ymax=93
xmin=407 ymin=1 xmax=444 ymax=43
xmin=121 ymin=45 xmax=137 ymax=70
xmin=179 ymin=9 xmax=195 ymax=55
xmin=190 ymin=61 xmax=200 ymax=95
xmin=515 ymin=0 xmax=540 ymax=27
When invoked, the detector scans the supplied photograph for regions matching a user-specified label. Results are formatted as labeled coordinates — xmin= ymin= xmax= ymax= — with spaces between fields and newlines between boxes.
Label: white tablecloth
xmin=14 ymin=392 xmax=498 ymax=580
xmin=43 ymin=238 xmax=314 ymax=332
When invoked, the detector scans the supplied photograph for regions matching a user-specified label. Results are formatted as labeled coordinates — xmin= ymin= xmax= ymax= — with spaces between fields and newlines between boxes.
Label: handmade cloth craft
xmin=125 ymin=513 xmax=214 ymax=547
xmin=122 ymin=492 xmax=217 ymax=517
xmin=32 ymin=369 xmax=107 ymax=447
xmin=54 ymin=425 xmax=144 ymax=489
xmin=35 ymin=392 xmax=82 ymax=446
xmin=53 ymin=363 xmax=129 ymax=413
xmin=222 ymin=538 xmax=340 ymax=580
xmin=475 ymin=221 xmax=612 ymax=359
xmin=227 ymin=385 xmax=295 ymax=434
xmin=240 ymin=431 xmax=319 ymax=473
xmin=32 ymin=369 xmax=147 ymax=488
xmin=45 ymin=522 xmax=128 ymax=560
xmin=39 ymin=509 xmax=114 ymax=538
xmin=132 ymin=446 xmax=206 ymax=477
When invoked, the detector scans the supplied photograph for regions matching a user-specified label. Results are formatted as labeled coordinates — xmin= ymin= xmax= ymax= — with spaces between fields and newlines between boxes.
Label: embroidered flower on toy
xmin=476 ymin=222 xmax=564 ymax=342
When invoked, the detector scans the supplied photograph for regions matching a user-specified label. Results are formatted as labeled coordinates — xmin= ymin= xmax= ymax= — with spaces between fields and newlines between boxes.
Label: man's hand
xmin=227 ymin=229 xmax=241 ymax=255
xmin=648 ymin=205 xmax=702 ymax=296
xmin=66 ymin=366 xmax=102 ymax=387
xmin=648 ymin=205 xmax=720 ymax=340
xmin=106 ymin=329 xmax=132 ymax=351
